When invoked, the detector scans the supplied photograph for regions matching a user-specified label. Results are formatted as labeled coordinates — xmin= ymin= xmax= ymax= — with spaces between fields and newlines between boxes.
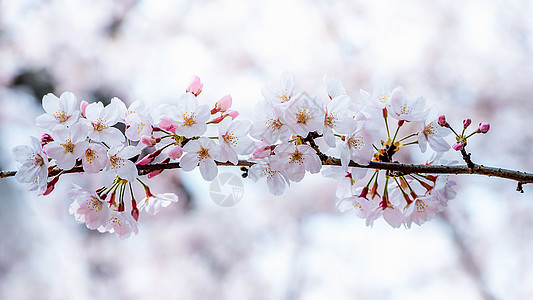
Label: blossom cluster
xmin=11 ymin=73 xmax=491 ymax=236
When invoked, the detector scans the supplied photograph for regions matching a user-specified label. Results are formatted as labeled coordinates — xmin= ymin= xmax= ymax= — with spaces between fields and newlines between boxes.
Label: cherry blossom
xmin=137 ymin=187 xmax=179 ymax=216
xmin=338 ymin=126 xmax=376 ymax=169
xmin=387 ymin=86 xmax=427 ymax=122
xmin=180 ymin=137 xmax=222 ymax=181
xmin=250 ymin=100 xmax=290 ymax=144
xmin=12 ymin=136 xmax=49 ymax=192
xmin=217 ymin=118 xmax=254 ymax=165
xmin=284 ymin=94 xmax=325 ymax=137
xmin=271 ymin=143 xmax=322 ymax=182
xmin=161 ymin=93 xmax=210 ymax=138
xmin=44 ymin=123 xmax=89 ymax=170
xmin=320 ymin=95 xmax=358 ymax=147
xmin=80 ymin=98 xmax=125 ymax=146
xmin=101 ymin=210 xmax=139 ymax=239
xmin=324 ymin=76 xmax=346 ymax=99
xmin=248 ymin=160 xmax=290 ymax=195
xmin=417 ymin=107 xmax=451 ymax=153
xmin=35 ymin=92 xmax=80 ymax=129
xmin=105 ymin=145 xmax=139 ymax=183
xmin=186 ymin=75 xmax=203 ymax=96
xmin=81 ymin=143 xmax=108 ymax=173
xmin=262 ymin=72 xmax=301 ymax=105
xmin=68 ymin=185 xmax=110 ymax=230
xmin=404 ymin=194 xmax=441 ymax=228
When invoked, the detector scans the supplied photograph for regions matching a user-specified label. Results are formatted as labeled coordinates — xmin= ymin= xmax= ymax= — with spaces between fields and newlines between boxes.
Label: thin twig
xmin=2 ymin=157 xmax=533 ymax=185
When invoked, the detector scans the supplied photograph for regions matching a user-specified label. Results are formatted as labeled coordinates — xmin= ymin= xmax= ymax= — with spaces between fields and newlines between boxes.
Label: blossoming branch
xmin=2 ymin=73 xmax=532 ymax=238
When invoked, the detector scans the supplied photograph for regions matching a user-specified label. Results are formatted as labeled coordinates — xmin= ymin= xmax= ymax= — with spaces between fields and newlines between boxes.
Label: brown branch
xmin=2 ymin=157 xmax=533 ymax=186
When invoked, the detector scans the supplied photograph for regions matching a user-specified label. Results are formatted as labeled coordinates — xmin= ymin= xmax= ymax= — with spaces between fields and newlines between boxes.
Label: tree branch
xmin=1 ymin=157 xmax=533 ymax=187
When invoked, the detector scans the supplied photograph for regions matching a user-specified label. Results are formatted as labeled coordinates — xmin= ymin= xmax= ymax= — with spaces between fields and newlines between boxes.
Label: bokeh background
xmin=1 ymin=0 xmax=533 ymax=299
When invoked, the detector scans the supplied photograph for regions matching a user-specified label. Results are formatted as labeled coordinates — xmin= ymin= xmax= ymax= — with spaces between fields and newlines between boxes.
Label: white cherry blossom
xmin=404 ymin=194 xmax=441 ymax=228
xmin=100 ymin=211 xmax=139 ymax=239
xmin=262 ymin=72 xmax=301 ymax=106
xmin=81 ymin=98 xmax=125 ymax=146
xmin=12 ymin=136 xmax=49 ymax=192
xmin=338 ymin=126 xmax=377 ymax=170
xmin=45 ymin=123 xmax=89 ymax=170
xmin=320 ymin=95 xmax=358 ymax=147
xmin=217 ymin=118 xmax=254 ymax=165
xmin=105 ymin=145 xmax=139 ymax=183
xmin=81 ymin=143 xmax=108 ymax=173
xmin=250 ymin=100 xmax=290 ymax=144
xmin=417 ymin=107 xmax=451 ymax=153
xmin=324 ymin=76 xmax=346 ymax=99
xmin=271 ymin=143 xmax=321 ymax=182
xmin=284 ymin=95 xmax=325 ymax=137
xmin=160 ymin=93 xmax=210 ymax=138
xmin=35 ymin=92 xmax=80 ymax=129
xmin=248 ymin=160 xmax=290 ymax=196
xmin=180 ymin=137 xmax=222 ymax=181
xmin=387 ymin=86 xmax=427 ymax=122
xmin=137 ymin=191 xmax=179 ymax=216
xmin=68 ymin=185 xmax=110 ymax=230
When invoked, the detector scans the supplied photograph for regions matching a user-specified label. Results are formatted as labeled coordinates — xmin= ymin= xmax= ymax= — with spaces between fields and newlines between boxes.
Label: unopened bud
xmin=168 ymin=145 xmax=183 ymax=160
xmin=463 ymin=118 xmax=471 ymax=128
xmin=225 ymin=109 xmax=239 ymax=120
xmin=358 ymin=187 xmax=369 ymax=199
xmin=141 ymin=135 xmax=157 ymax=147
xmin=213 ymin=95 xmax=232 ymax=113
xmin=40 ymin=133 xmax=54 ymax=147
xmin=137 ymin=149 xmax=163 ymax=165
xmin=186 ymin=75 xmax=203 ymax=96
xmin=43 ymin=176 xmax=60 ymax=196
xmin=253 ymin=145 xmax=271 ymax=159
xmin=452 ymin=141 xmax=464 ymax=151
xmin=437 ymin=115 xmax=447 ymax=127
xmin=477 ymin=122 xmax=490 ymax=134
xmin=147 ymin=158 xmax=170 ymax=178
xmin=80 ymin=101 xmax=89 ymax=118
xmin=131 ymin=199 xmax=139 ymax=221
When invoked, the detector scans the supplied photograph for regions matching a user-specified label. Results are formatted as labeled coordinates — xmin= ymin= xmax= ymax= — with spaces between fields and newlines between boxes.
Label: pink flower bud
xmin=463 ymin=118 xmax=471 ymax=128
xmin=137 ymin=149 xmax=163 ymax=165
xmin=452 ymin=141 xmax=464 ymax=151
xmin=43 ymin=176 xmax=60 ymax=196
xmin=186 ymin=75 xmax=203 ymax=96
xmin=168 ymin=145 xmax=183 ymax=160
xmin=253 ymin=145 xmax=271 ymax=159
xmin=141 ymin=135 xmax=156 ymax=147
xmin=225 ymin=109 xmax=239 ymax=120
xmin=80 ymin=100 xmax=89 ymax=118
xmin=437 ymin=115 xmax=447 ymax=127
xmin=477 ymin=122 xmax=490 ymax=134
xmin=147 ymin=158 xmax=170 ymax=178
xmin=40 ymin=133 xmax=54 ymax=147
xmin=215 ymin=95 xmax=232 ymax=112
xmin=158 ymin=116 xmax=177 ymax=132
xmin=131 ymin=199 xmax=139 ymax=221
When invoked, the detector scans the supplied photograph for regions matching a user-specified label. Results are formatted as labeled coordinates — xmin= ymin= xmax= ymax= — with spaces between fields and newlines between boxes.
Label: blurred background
xmin=1 ymin=0 xmax=533 ymax=299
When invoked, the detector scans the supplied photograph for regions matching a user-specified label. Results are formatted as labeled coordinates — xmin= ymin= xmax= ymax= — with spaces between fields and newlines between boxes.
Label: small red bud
xmin=477 ymin=122 xmax=490 ymax=134
xmin=40 ymin=133 xmax=54 ymax=147
xmin=43 ymin=176 xmax=60 ymax=196
xmin=437 ymin=115 xmax=447 ymax=127
xmin=452 ymin=141 xmax=464 ymax=151
xmin=463 ymin=118 xmax=471 ymax=128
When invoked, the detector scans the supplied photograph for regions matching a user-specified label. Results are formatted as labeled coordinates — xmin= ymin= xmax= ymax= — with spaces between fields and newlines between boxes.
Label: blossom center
xmin=415 ymin=200 xmax=427 ymax=213
xmin=197 ymin=147 xmax=211 ymax=161
xmin=61 ymin=139 xmax=75 ymax=153
xmin=290 ymin=150 xmax=304 ymax=165
xmin=348 ymin=136 xmax=363 ymax=150
xmin=87 ymin=197 xmax=103 ymax=212
xmin=110 ymin=155 xmax=125 ymax=169
xmin=92 ymin=118 xmax=108 ymax=131
xmin=183 ymin=113 xmax=197 ymax=127
xmin=53 ymin=110 xmax=70 ymax=122
xmin=423 ymin=121 xmax=437 ymax=137
xmin=377 ymin=93 xmax=389 ymax=104
xmin=324 ymin=112 xmax=337 ymax=128
xmin=267 ymin=118 xmax=283 ymax=130
xmin=296 ymin=109 xmax=311 ymax=124
xmin=222 ymin=131 xmax=238 ymax=147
